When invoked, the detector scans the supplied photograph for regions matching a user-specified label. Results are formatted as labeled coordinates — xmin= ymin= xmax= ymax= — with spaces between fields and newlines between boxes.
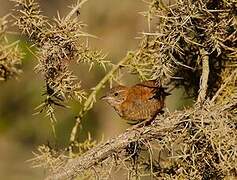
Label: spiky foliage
xmin=9 ymin=0 xmax=236 ymax=179
xmin=28 ymin=145 xmax=68 ymax=172
xmin=46 ymin=97 xmax=237 ymax=179
xmin=46 ymin=62 xmax=237 ymax=179
xmin=0 ymin=16 xmax=22 ymax=81
xmin=12 ymin=0 xmax=109 ymax=124
xmin=45 ymin=0 xmax=237 ymax=179
xmin=128 ymin=0 xmax=237 ymax=97
xmin=29 ymin=133 xmax=97 ymax=175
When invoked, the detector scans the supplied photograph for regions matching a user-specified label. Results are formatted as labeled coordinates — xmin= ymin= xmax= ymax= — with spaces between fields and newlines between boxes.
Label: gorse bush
xmin=13 ymin=0 xmax=109 ymax=134
xmin=1 ymin=0 xmax=236 ymax=179
xmin=0 ymin=15 xmax=22 ymax=81
xmin=129 ymin=0 xmax=237 ymax=97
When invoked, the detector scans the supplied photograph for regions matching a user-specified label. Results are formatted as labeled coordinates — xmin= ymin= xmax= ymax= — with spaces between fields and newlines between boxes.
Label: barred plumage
xmin=102 ymin=80 xmax=170 ymax=123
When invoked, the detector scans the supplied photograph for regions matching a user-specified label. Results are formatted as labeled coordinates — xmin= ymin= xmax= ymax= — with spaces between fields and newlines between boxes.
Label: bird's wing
xmin=135 ymin=80 xmax=160 ymax=88
xmin=121 ymin=84 xmax=164 ymax=121
xmin=134 ymin=80 xmax=170 ymax=100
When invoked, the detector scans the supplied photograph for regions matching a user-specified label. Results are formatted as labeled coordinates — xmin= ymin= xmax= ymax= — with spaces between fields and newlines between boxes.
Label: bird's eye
xmin=114 ymin=92 xmax=119 ymax=96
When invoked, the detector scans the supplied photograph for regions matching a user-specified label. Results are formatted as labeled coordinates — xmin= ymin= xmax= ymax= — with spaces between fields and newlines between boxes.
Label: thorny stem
xmin=65 ymin=0 xmax=89 ymax=21
xmin=197 ymin=49 xmax=209 ymax=105
xmin=69 ymin=55 xmax=132 ymax=143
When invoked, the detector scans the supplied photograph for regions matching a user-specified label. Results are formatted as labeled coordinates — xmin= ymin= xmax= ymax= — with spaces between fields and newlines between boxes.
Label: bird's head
xmin=101 ymin=85 xmax=128 ymax=107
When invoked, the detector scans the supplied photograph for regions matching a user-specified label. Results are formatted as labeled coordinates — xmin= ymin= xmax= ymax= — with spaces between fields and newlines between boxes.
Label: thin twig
xmin=197 ymin=49 xmax=209 ymax=104
xmin=69 ymin=55 xmax=131 ymax=143
xmin=65 ymin=0 xmax=89 ymax=21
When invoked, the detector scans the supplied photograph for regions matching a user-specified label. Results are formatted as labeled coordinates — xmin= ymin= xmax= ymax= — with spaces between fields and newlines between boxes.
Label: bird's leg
xmin=146 ymin=110 xmax=165 ymax=125
xmin=126 ymin=120 xmax=141 ymax=125
xmin=130 ymin=119 xmax=151 ymax=129
xmin=131 ymin=110 xmax=165 ymax=128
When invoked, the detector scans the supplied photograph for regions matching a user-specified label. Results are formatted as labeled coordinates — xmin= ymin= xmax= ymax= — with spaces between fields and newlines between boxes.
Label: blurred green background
xmin=0 ymin=0 xmax=192 ymax=179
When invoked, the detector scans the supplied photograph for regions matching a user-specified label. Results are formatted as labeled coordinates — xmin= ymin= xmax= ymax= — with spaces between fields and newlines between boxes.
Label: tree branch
xmin=46 ymin=118 xmax=175 ymax=179
xmin=46 ymin=98 xmax=237 ymax=180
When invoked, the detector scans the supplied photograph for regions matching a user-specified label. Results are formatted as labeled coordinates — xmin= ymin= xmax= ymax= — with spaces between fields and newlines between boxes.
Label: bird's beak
xmin=100 ymin=95 xmax=108 ymax=100
xmin=100 ymin=96 xmax=114 ymax=102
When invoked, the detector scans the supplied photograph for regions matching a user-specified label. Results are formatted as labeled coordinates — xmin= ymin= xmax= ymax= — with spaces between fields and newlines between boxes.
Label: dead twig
xmin=197 ymin=49 xmax=209 ymax=105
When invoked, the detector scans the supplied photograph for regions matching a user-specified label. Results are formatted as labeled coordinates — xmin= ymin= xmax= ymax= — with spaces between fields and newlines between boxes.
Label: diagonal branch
xmin=46 ymin=121 xmax=175 ymax=180
xmin=46 ymin=98 xmax=237 ymax=180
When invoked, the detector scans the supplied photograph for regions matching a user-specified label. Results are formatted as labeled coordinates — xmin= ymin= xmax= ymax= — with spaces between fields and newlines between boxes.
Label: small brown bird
xmin=101 ymin=80 xmax=170 ymax=124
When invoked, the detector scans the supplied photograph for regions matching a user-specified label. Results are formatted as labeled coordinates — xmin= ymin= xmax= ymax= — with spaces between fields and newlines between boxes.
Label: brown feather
xmin=102 ymin=80 xmax=169 ymax=122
